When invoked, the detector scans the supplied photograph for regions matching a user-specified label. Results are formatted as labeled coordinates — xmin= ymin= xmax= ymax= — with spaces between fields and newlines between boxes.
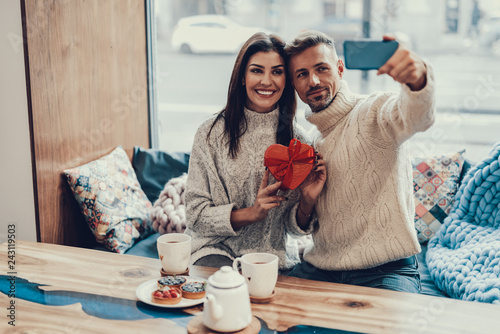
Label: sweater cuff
xmin=287 ymin=202 xmax=315 ymax=236
xmin=399 ymin=59 xmax=436 ymax=132
xmin=207 ymin=203 xmax=239 ymax=236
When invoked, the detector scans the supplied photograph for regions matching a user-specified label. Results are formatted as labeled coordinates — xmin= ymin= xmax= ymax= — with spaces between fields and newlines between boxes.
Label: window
xmin=153 ymin=0 xmax=500 ymax=163
xmin=445 ymin=0 xmax=460 ymax=34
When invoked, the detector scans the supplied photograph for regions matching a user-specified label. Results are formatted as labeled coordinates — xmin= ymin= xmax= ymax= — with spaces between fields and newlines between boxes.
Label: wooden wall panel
xmin=24 ymin=0 xmax=150 ymax=246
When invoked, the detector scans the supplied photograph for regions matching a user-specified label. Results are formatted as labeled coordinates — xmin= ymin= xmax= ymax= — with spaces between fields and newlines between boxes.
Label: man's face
xmin=289 ymin=44 xmax=344 ymax=112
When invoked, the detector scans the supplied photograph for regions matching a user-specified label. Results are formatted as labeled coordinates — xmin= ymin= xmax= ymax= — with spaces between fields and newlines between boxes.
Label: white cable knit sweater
xmin=185 ymin=107 xmax=313 ymax=270
xmin=303 ymin=68 xmax=436 ymax=271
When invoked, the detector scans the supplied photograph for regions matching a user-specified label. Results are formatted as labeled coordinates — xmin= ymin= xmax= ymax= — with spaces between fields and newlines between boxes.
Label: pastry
xmin=157 ymin=275 xmax=187 ymax=289
xmin=181 ymin=281 xmax=206 ymax=299
xmin=151 ymin=286 xmax=182 ymax=305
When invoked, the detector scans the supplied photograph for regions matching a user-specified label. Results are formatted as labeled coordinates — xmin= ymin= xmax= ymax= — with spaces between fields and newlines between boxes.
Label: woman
xmin=184 ymin=32 xmax=326 ymax=272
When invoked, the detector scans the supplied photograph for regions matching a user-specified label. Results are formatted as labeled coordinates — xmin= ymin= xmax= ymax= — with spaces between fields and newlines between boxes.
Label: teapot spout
xmin=205 ymin=293 xmax=223 ymax=321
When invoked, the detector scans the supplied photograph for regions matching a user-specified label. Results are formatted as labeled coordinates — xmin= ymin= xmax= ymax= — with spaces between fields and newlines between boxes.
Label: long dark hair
xmin=208 ymin=32 xmax=296 ymax=158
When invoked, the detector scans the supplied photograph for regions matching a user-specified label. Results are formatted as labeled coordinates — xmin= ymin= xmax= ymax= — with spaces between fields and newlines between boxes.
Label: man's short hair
xmin=285 ymin=30 xmax=337 ymax=58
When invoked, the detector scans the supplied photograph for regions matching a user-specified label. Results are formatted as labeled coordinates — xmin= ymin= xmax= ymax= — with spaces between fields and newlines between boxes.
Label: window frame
xmin=145 ymin=0 xmax=159 ymax=148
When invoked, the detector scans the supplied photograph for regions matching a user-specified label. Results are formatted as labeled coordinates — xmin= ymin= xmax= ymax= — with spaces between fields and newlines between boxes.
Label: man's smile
xmin=306 ymin=87 xmax=326 ymax=98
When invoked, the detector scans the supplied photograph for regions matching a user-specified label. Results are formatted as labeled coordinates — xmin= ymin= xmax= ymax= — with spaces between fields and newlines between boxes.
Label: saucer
xmin=187 ymin=315 xmax=261 ymax=334
xmin=160 ymin=267 xmax=190 ymax=277
xmin=249 ymin=290 xmax=276 ymax=304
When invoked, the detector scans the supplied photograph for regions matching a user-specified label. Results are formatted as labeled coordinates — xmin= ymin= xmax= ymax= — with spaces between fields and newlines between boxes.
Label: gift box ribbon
xmin=264 ymin=139 xmax=315 ymax=190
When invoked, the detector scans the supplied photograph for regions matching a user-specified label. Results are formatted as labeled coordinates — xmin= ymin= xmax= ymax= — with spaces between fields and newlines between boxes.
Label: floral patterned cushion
xmin=64 ymin=146 xmax=153 ymax=253
xmin=413 ymin=150 xmax=465 ymax=244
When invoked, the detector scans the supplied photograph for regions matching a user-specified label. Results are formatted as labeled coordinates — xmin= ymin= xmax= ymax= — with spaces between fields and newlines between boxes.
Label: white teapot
xmin=203 ymin=266 xmax=252 ymax=332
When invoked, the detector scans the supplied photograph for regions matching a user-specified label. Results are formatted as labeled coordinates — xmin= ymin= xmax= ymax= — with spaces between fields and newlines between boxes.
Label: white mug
xmin=232 ymin=253 xmax=278 ymax=298
xmin=156 ymin=233 xmax=191 ymax=274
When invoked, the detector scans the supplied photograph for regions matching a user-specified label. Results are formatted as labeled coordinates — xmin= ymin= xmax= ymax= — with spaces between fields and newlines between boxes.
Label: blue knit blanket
xmin=427 ymin=142 xmax=500 ymax=304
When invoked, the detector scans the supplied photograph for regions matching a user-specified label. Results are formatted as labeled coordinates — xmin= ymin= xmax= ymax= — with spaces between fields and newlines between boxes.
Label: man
xmin=285 ymin=31 xmax=435 ymax=293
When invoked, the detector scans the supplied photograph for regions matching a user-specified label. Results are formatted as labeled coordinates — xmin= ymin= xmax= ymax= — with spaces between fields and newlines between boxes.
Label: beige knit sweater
xmin=302 ymin=68 xmax=436 ymax=271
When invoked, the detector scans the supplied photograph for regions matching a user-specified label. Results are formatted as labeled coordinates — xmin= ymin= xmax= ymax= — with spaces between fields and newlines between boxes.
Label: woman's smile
xmin=256 ymin=89 xmax=277 ymax=97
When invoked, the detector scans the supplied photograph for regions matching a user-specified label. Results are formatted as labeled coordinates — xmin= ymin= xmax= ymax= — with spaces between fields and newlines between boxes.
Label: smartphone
xmin=343 ymin=40 xmax=399 ymax=70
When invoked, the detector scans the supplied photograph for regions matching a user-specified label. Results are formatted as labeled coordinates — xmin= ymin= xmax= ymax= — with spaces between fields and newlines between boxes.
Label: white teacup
xmin=156 ymin=234 xmax=191 ymax=274
xmin=232 ymin=253 xmax=278 ymax=298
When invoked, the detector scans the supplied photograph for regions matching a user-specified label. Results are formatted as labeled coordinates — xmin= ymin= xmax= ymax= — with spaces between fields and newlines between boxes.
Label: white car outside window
xmin=171 ymin=15 xmax=265 ymax=54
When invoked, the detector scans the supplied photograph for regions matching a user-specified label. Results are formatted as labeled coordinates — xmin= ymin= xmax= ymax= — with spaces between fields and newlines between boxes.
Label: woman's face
xmin=244 ymin=51 xmax=286 ymax=113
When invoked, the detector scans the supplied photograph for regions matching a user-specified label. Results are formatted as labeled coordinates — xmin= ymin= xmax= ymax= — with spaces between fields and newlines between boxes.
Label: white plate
xmin=136 ymin=276 xmax=207 ymax=308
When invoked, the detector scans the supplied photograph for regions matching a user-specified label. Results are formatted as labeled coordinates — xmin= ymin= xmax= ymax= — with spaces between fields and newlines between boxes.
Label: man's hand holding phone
xmin=377 ymin=35 xmax=427 ymax=91
xmin=343 ymin=35 xmax=427 ymax=91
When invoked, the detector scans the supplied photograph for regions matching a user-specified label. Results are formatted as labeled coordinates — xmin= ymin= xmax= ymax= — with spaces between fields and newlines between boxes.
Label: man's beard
xmin=307 ymin=90 xmax=333 ymax=113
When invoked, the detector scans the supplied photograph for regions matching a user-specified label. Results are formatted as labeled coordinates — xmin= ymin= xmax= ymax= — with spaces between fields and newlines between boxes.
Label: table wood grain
xmin=1 ymin=241 xmax=499 ymax=333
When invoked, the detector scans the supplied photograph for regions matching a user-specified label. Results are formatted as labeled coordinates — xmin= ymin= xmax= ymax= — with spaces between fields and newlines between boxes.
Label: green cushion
xmin=132 ymin=146 xmax=190 ymax=203
xmin=124 ymin=232 xmax=160 ymax=258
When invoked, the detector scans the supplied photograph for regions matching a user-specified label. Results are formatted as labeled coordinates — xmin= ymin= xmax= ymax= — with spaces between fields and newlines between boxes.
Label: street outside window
xmin=154 ymin=0 xmax=500 ymax=163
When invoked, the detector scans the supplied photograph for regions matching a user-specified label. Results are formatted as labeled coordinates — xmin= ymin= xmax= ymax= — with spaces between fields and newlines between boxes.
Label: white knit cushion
xmin=151 ymin=173 xmax=188 ymax=234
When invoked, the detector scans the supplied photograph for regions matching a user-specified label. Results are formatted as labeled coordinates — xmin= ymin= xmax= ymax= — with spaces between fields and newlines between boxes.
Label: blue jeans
xmin=288 ymin=256 xmax=421 ymax=293
xmin=194 ymin=254 xmax=233 ymax=268
xmin=194 ymin=255 xmax=292 ymax=275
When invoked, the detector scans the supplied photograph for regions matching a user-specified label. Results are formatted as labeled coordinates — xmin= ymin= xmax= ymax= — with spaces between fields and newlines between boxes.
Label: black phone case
xmin=343 ymin=40 xmax=399 ymax=70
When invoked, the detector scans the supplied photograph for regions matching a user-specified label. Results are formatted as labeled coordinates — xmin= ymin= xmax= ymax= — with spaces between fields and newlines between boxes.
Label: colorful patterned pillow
xmin=413 ymin=150 xmax=465 ymax=244
xmin=64 ymin=146 xmax=153 ymax=253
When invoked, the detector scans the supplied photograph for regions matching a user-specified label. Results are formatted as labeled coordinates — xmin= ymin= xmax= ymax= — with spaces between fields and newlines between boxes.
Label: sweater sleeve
xmin=185 ymin=120 xmax=238 ymax=238
xmin=286 ymin=201 xmax=316 ymax=236
xmin=376 ymin=60 xmax=436 ymax=145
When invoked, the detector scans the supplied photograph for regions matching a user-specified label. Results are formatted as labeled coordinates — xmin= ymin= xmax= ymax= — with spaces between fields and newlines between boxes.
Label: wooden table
xmin=1 ymin=241 xmax=499 ymax=333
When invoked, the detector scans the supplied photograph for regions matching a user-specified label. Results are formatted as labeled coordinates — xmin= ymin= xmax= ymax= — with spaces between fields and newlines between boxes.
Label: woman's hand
xmin=230 ymin=169 xmax=286 ymax=229
xmin=251 ymin=169 xmax=286 ymax=221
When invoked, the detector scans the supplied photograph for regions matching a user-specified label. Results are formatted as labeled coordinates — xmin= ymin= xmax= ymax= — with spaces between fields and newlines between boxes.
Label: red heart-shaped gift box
xmin=264 ymin=139 xmax=315 ymax=190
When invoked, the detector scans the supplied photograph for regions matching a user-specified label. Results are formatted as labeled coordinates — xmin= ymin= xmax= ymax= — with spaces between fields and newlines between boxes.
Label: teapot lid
xmin=208 ymin=266 xmax=245 ymax=288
